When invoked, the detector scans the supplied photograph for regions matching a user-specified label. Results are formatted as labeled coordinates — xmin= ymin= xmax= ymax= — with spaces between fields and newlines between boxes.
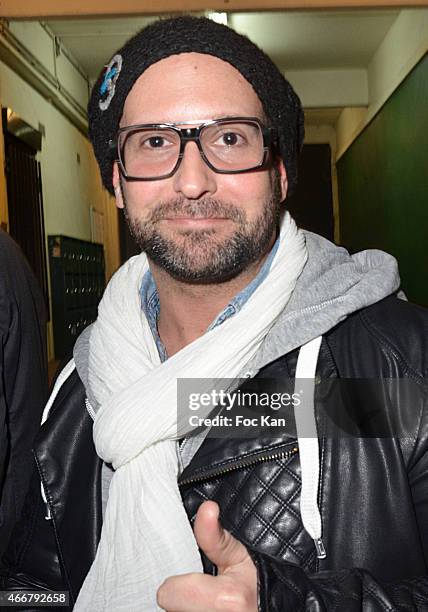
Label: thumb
xmin=194 ymin=501 xmax=250 ymax=572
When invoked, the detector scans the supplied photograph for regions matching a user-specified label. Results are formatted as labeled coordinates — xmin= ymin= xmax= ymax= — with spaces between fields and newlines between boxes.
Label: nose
xmin=172 ymin=141 xmax=217 ymax=200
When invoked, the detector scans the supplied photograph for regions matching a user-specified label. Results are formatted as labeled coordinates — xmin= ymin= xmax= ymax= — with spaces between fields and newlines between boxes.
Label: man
xmin=2 ymin=16 xmax=428 ymax=611
xmin=0 ymin=229 xmax=47 ymax=556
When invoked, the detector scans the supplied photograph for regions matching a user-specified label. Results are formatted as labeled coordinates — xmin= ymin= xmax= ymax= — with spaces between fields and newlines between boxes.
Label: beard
xmin=122 ymin=176 xmax=282 ymax=284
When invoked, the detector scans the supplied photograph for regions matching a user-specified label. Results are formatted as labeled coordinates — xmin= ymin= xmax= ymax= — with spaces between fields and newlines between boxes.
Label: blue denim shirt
xmin=140 ymin=238 xmax=279 ymax=360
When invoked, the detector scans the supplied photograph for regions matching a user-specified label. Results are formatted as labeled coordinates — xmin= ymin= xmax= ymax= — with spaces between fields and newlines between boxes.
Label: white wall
xmin=286 ymin=69 xmax=368 ymax=108
xmin=8 ymin=21 xmax=89 ymax=110
xmin=0 ymin=59 xmax=99 ymax=240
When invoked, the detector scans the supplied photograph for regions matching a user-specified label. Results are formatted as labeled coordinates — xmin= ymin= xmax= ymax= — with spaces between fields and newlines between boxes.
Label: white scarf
xmin=74 ymin=212 xmax=307 ymax=611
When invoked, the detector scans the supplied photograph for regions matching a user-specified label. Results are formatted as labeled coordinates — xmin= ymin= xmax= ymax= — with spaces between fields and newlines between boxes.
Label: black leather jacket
xmin=0 ymin=230 xmax=48 ymax=558
xmin=1 ymin=296 xmax=428 ymax=611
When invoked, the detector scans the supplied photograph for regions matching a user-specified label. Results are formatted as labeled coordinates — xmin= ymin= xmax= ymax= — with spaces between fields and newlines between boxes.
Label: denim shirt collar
xmin=140 ymin=237 xmax=279 ymax=360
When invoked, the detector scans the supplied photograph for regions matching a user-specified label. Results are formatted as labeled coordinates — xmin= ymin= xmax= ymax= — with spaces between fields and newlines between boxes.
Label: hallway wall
xmin=0 ymin=59 xmax=120 ymax=358
xmin=337 ymin=54 xmax=428 ymax=306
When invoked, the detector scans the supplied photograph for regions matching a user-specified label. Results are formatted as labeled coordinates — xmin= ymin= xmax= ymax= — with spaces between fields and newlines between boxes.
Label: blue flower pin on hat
xmin=99 ymin=54 xmax=123 ymax=111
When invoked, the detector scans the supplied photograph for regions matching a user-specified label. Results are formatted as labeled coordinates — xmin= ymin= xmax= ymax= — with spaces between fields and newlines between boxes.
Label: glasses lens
xmin=201 ymin=121 xmax=264 ymax=171
xmin=119 ymin=128 xmax=180 ymax=178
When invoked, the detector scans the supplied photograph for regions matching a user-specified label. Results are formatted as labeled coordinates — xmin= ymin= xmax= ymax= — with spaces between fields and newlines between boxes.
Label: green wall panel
xmin=337 ymin=54 xmax=428 ymax=306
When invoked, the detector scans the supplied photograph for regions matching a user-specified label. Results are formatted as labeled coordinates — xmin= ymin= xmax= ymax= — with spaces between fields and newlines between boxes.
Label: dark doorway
xmin=286 ymin=143 xmax=334 ymax=242
xmin=2 ymin=109 xmax=48 ymax=308
xmin=119 ymin=209 xmax=140 ymax=264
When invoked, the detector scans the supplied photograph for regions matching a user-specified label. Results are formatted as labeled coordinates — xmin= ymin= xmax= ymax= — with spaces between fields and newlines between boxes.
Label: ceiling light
xmin=206 ymin=11 xmax=228 ymax=26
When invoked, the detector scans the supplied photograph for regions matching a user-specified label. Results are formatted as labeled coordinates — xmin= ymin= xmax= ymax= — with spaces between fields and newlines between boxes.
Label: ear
xmin=276 ymin=158 xmax=288 ymax=202
xmin=112 ymin=162 xmax=125 ymax=209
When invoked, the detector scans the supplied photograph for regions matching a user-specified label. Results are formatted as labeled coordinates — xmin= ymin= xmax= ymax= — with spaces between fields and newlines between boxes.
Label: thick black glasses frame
xmin=111 ymin=117 xmax=277 ymax=181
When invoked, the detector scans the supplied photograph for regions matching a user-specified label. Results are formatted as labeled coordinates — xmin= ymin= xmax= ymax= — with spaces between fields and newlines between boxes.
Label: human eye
xmin=215 ymin=129 xmax=246 ymax=147
xmin=144 ymin=135 xmax=166 ymax=148
xmin=124 ymin=129 xmax=178 ymax=157
xmin=204 ymin=122 xmax=260 ymax=151
xmin=139 ymin=131 xmax=175 ymax=149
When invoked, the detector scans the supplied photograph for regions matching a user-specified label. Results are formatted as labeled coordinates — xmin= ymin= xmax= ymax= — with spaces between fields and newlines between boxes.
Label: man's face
xmin=113 ymin=52 xmax=288 ymax=284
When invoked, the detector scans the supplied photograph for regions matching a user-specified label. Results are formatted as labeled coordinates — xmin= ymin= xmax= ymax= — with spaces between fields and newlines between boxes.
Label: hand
xmin=157 ymin=501 xmax=258 ymax=611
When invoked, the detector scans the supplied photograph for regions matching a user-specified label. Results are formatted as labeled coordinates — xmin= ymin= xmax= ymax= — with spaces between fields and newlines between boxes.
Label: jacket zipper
xmin=180 ymin=443 xmax=299 ymax=612
xmin=85 ymin=397 xmax=97 ymax=420
xmin=179 ymin=445 xmax=298 ymax=486
xmin=40 ymin=447 xmax=297 ymax=519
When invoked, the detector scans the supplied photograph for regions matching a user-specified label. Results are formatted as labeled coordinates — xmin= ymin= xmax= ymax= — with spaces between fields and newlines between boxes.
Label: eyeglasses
xmin=111 ymin=117 xmax=277 ymax=181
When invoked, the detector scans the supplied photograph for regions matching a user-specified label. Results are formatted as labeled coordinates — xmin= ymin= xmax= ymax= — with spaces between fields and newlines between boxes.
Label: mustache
xmin=149 ymin=198 xmax=246 ymax=223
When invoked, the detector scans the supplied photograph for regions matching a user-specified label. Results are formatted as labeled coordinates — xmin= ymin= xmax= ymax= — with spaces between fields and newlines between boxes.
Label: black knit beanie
xmin=88 ymin=15 xmax=304 ymax=196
